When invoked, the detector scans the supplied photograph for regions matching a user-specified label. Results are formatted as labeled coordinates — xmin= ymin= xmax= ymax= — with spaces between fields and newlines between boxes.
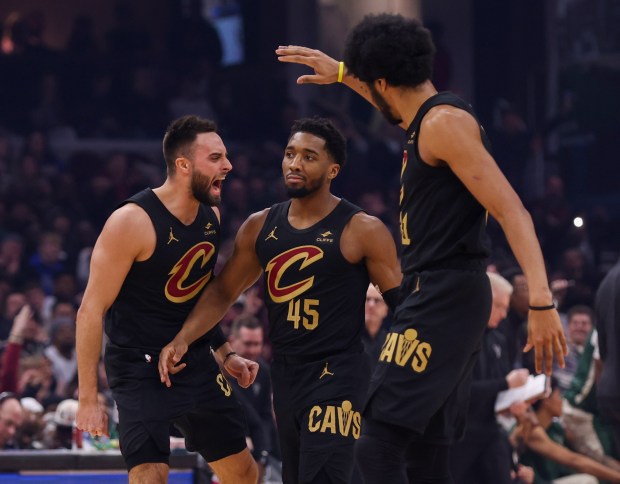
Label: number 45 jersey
xmin=255 ymin=199 xmax=370 ymax=358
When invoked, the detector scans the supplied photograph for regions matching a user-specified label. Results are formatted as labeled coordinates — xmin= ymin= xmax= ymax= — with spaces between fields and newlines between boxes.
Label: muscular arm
xmin=342 ymin=213 xmax=402 ymax=293
xmin=421 ymin=107 xmax=567 ymax=374
xmin=525 ymin=426 xmax=620 ymax=482
xmin=76 ymin=205 xmax=151 ymax=434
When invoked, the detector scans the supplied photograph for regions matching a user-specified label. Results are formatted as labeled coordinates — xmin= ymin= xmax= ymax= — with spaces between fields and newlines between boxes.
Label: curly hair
xmin=344 ymin=14 xmax=436 ymax=87
xmin=288 ymin=117 xmax=347 ymax=167
xmin=162 ymin=115 xmax=217 ymax=175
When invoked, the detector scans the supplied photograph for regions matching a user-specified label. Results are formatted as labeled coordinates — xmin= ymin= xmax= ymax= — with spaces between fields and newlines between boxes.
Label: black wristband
xmin=528 ymin=303 xmax=556 ymax=311
xmin=209 ymin=325 xmax=227 ymax=350
xmin=382 ymin=287 xmax=400 ymax=313
xmin=223 ymin=351 xmax=237 ymax=364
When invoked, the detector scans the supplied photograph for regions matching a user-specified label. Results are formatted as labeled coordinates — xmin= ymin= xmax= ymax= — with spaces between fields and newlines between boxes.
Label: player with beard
xmin=76 ymin=116 xmax=259 ymax=484
xmin=276 ymin=14 xmax=567 ymax=484
xmin=158 ymin=117 xmax=402 ymax=484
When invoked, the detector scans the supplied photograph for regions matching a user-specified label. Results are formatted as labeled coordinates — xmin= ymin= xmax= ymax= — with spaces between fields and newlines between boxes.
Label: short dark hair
xmin=567 ymin=305 xmax=594 ymax=323
xmin=162 ymin=115 xmax=217 ymax=175
xmin=344 ymin=13 xmax=435 ymax=87
xmin=231 ymin=314 xmax=262 ymax=337
xmin=288 ymin=117 xmax=346 ymax=167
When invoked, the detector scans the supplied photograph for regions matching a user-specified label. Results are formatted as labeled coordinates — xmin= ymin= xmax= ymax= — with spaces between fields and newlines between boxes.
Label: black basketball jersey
xmin=255 ymin=199 xmax=370 ymax=357
xmin=105 ymin=188 xmax=220 ymax=350
xmin=399 ymin=92 xmax=491 ymax=274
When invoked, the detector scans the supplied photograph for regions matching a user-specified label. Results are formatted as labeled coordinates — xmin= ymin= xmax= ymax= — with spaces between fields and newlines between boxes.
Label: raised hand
xmin=276 ymin=45 xmax=340 ymax=85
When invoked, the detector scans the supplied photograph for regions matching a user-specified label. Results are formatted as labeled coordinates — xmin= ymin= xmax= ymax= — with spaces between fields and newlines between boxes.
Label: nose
xmin=223 ymin=156 xmax=233 ymax=172
xmin=288 ymin=154 xmax=302 ymax=170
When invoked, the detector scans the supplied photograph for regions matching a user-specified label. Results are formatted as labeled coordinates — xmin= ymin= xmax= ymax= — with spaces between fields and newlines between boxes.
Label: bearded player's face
xmin=188 ymin=132 xmax=232 ymax=206
xmin=282 ymin=131 xmax=339 ymax=199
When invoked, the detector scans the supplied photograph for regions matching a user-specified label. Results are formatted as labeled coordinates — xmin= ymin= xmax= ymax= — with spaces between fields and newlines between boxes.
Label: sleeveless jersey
xmin=399 ymin=92 xmax=491 ymax=273
xmin=105 ymin=188 xmax=220 ymax=350
xmin=255 ymin=199 xmax=369 ymax=357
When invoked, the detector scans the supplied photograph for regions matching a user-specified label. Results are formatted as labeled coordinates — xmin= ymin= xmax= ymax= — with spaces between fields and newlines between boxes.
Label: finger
xmin=560 ymin=332 xmax=569 ymax=356
xmin=159 ymin=353 xmax=169 ymax=383
xmin=103 ymin=413 xmax=110 ymax=437
xmin=544 ymin=341 xmax=553 ymax=376
xmin=277 ymin=54 xmax=318 ymax=68
xmin=554 ymin=337 xmax=566 ymax=368
xmin=297 ymin=75 xmax=328 ymax=85
xmin=168 ymin=363 xmax=186 ymax=375
xmin=523 ymin=341 xmax=533 ymax=353
xmin=276 ymin=46 xmax=313 ymax=55
xmin=239 ymin=365 xmax=251 ymax=388
xmin=248 ymin=363 xmax=259 ymax=385
xmin=534 ymin=341 xmax=543 ymax=374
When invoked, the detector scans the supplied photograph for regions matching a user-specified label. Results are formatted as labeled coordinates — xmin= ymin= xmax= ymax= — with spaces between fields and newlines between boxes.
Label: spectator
xmin=0 ymin=392 xmax=23 ymax=449
xmin=511 ymin=380 xmax=620 ymax=483
xmin=44 ymin=317 xmax=76 ymax=398
xmin=362 ymin=283 xmax=390 ymax=369
xmin=554 ymin=305 xmax=594 ymax=393
xmin=451 ymin=272 xmax=529 ymax=483
xmin=228 ymin=314 xmax=276 ymax=465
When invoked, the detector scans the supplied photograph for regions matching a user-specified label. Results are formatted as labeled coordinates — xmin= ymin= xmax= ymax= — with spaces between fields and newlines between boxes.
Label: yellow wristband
xmin=337 ymin=61 xmax=344 ymax=83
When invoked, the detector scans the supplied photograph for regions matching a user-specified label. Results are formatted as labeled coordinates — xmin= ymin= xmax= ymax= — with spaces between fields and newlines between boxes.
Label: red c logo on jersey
xmin=165 ymin=242 xmax=215 ymax=303
xmin=265 ymin=246 xmax=324 ymax=303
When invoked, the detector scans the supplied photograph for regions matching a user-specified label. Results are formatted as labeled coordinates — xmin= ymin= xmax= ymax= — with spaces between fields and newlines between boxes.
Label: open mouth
xmin=212 ymin=178 xmax=224 ymax=194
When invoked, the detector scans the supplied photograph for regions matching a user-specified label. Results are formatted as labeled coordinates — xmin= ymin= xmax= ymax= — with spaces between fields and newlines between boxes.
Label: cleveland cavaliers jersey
xmin=255 ymin=199 xmax=369 ymax=357
xmin=105 ymin=188 xmax=220 ymax=350
xmin=399 ymin=92 xmax=491 ymax=274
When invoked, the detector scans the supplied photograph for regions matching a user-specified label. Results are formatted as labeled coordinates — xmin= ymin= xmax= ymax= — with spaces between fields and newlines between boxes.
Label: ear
xmin=176 ymin=157 xmax=189 ymax=172
xmin=374 ymin=78 xmax=388 ymax=93
xmin=327 ymin=163 xmax=340 ymax=180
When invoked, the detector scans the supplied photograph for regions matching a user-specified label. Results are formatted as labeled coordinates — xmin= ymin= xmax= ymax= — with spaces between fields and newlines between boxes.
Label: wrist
xmin=223 ymin=351 xmax=238 ymax=364
xmin=8 ymin=333 xmax=24 ymax=344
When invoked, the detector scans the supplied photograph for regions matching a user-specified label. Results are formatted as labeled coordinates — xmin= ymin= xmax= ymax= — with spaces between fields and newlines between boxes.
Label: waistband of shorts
xmin=407 ymin=258 xmax=487 ymax=273
xmin=274 ymin=345 xmax=362 ymax=365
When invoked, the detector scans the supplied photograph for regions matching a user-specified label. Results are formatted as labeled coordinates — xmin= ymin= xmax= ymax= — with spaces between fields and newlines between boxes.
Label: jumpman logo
xmin=168 ymin=227 xmax=179 ymax=244
xmin=265 ymin=227 xmax=278 ymax=241
xmin=320 ymin=362 xmax=334 ymax=379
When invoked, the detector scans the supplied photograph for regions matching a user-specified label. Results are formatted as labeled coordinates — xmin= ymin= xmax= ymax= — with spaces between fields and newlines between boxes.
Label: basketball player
xmin=276 ymin=14 xmax=567 ymax=483
xmin=158 ymin=117 xmax=402 ymax=483
xmin=76 ymin=116 xmax=258 ymax=484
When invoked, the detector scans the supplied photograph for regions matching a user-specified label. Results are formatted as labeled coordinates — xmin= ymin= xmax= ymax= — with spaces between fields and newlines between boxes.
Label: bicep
xmin=79 ymin=213 xmax=144 ymax=316
xmin=349 ymin=216 xmax=402 ymax=292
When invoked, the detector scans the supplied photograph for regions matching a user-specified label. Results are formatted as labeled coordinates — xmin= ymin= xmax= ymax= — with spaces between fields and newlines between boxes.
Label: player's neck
xmin=395 ymin=80 xmax=438 ymax=128
xmin=288 ymin=191 xmax=339 ymax=229
xmin=153 ymin=181 xmax=200 ymax=226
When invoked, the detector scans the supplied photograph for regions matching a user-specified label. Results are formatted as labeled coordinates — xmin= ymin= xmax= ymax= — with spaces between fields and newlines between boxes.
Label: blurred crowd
xmin=1 ymin=3 xmax=620 ymax=484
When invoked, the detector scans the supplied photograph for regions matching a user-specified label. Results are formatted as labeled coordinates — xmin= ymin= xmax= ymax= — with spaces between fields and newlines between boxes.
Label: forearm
xmin=213 ymin=342 xmax=235 ymax=365
xmin=176 ymin=283 xmax=239 ymax=346
xmin=76 ymin=308 xmax=104 ymax=404
xmin=497 ymin=205 xmax=552 ymax=306
xmin=574 ymin=454 xmax=620 ymax=482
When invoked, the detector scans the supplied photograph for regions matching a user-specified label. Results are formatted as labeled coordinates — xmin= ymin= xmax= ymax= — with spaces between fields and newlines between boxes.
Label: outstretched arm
xmin=276 ymin=46 xmax=378 ymax=111
xmin=158 ymin=210 xmax=267 ymax=386
xmin=422 ymin=107 xmax=567 ymax=375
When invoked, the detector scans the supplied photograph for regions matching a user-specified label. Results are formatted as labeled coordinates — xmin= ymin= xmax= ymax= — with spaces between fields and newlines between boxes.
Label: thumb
xmin=240 ymin=365 xmax=251 ymax=387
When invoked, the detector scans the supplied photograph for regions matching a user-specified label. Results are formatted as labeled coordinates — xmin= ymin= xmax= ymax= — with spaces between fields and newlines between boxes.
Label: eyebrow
xmin=285 ymin=146 xmax=320 ymax=157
